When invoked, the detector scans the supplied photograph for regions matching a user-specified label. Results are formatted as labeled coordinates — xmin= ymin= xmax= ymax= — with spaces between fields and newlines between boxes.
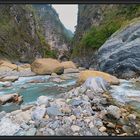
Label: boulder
xmin=0 ymin=60 xmax=17 ymax=70
xmin=97 ymin=19 xmax=140 ymax=79
xmin=0 ymin=93 xmax=23 ymax=105
xmin=0 ymin=118 xmax=20 ymax=136
xmin=78 ymin=70 xmax=119 ymax=85
xmin=17 ymin=64 xmax=31 ymax=71
xmin=61 ymin=61 xmax=77 ymax=69
xmin=1 ymin=76 xmax=19 ymax=82
xmin=31 ymin=58 xmax=64 ymax=75
xmin=83 ymin=77 xmax=110 ymax=94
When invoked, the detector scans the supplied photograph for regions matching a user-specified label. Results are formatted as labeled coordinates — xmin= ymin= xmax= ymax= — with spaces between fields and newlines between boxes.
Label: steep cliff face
xmin=0 ymin=4 xmax=72 ymax=63
xmin=0 ymin=4 xmax=44 ymax=62
xmin=72 ymin=4 xmax=140 ymax=68
xmin=97 ymin=18 xmax=140 ymax=79
xmin=33 ymin=4 xmax=73 ymax=59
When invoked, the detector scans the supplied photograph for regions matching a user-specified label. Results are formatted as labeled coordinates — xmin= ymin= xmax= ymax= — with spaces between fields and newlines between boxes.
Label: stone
xmin=51 ymin=73 xmax=58 ymax=76
xmin=17 ymin=64 xmax=31 ymax=71
xmin=1 ymin=76 xmax=19 ymax=82
xmin=31 ymin=106 xmax=46 ymax=121
xmin=78 ymin=70 xmax=119 ymax=85
xmin=48 ymin=77 xmax=64 ymax=83
xmin=84 ymin=118 xmax=91 ymax=124
xmin=0 ymin=118 xmax=21 ymax=136
xmin=99 ymin=126 xmax=107 ymax=132
xmin=0 ymin=93 xmax=22 ymax=105
xmin=49 ymin=120 xmax=60 ymax=129
xmin=45 ymin=115 xmax=49 ymax=120
xmin=61 ymin=105 xmax=71 ymax=114
xmin=14 ymin=110 xmax=31 ymax=123
xmin=64 ymin=68 xmax=79 ymax=74
xmin=127 ymin=114 xmax=136 ymax=120
xmin=43 ymin=128 xmax=55 ymax=136
xmin=78 ymin=67 xmax=86 ymax=71
xmin=25 ymin=128 xmax=36 ymax=136
xmin=70 ymin=99 xmax=83 ymax=106
xmin=89 ymin=122 xmax=94 ymax=128
xmin=61 ymin=61 xmax=77 ymax=69
xmin=71 ymin=125 xmax=81 ymax=132
xmin=107 ymin=122 xmax=116 ymax=128
xmin=118 ymin=133 xmax=128 ymax=136
xmin=97 ymin=20 xmax=140 ymax=79
xmin=107 ymin=105 xmax=121 ymax=119
xmin=20 ymin=104 xmax=34 ymax=111
xmin=60 ymin=75 xmax=71 ymax=80
xmin=31 ymin=58 xmax=64 ymax=75
xmin=36 ymin=96 xmax=49 ymax=106
xmin=0 ymin=60 xmax=17 ymax=70
xmin=55 ymin=126 xmax=72 ymax=136
xmin=20 ymin=122 xmax=30 ymax=130
xmin=70 ymin=115 xmax=76 ymax=121
xmin=83 ymin=77 xmax=110 ymax=94
xmin=93 ymin=117 xmax=103 ymax=127
xmin=122 ymin=125 xmax=133 ymax=134
xmin=90 ymin=126 xmax=103 ymax=135
xmin=10 ymin=109 xmax=22 ymax=116
xmin=78 ymin=86 xmax=87 ymax=94
xmin=86 ymin=91 xmax=95 ymax=100
xmin=46 ymin=106 xmax=63 ymax=116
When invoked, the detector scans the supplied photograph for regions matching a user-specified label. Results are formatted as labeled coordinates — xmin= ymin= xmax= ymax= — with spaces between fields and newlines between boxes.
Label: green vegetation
xmin=72 ymin=4 xmax=140 ymax=58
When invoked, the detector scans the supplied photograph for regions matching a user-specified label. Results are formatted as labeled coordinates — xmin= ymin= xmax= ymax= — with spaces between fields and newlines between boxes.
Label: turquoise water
xmin=1 ymin=76 xmax=140 ymax=113
xmin=0 ymin=76 xmax=77 ymax=112
xmin=110 ymin=79 xmax=140 ymax=111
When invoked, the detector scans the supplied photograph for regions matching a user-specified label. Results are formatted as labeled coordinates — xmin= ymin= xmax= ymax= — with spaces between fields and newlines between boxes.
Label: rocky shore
xmin=0 ymin=59 xmax=140 ymax=136
xmin=0 ymin=77 xmax=140 ymax=136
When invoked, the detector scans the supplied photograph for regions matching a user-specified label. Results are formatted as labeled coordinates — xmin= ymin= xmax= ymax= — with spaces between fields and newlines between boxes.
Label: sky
xmin=52 ymin=4 xmax=78 ymax=33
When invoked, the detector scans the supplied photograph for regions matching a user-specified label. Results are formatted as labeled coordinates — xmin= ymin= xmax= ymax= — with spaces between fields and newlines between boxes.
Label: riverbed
xmin=0 ymin=75 xmax=140 ymax=114
xmin=0 ymin=75 xmax=77 ymax=112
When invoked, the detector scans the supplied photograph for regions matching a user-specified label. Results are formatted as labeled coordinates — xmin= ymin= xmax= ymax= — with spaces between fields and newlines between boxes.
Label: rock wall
xmin=97 ymin=19 xmax=140 ymax=79
xmin=0 ymin=4 xmax=72 ymax=63
xmin=71 ymin=4 xmax=140 ymax=68
xmin=33 ymin=4 xmax=73 ymax=59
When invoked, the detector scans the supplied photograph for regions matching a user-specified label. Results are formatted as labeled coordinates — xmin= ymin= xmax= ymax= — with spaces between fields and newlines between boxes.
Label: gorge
xmin=0 ymin=4 xmax=140 ymax=136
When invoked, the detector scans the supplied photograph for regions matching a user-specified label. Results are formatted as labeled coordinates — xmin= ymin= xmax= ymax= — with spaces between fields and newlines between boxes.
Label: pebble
xmin=70 ymin=115 xmax=76 ymax=121
xmin=118 ymin=133 xmax=128 ymax=136
xmin=89 ymin=122 xmax=94 ymax=128
xmin=116 ymin=130 xmax=120 ymax=133
xmin=24 ymin=128 xmax=36 ymax=136
xmin=45 ymin=115 xmax=49 ymax=120
xmin=43 ymin=128 xmax=55 ymax=135
xmin=70 ymin=99 xmax=83 ymax=106
xmin=122 ymin=125 xmax=133 ymax=134
xmin=107 ymin=105 xmax=121 ymax=119
xmin=127 ymin=114 xmax=136 ymax=120
xmin=50 ymin=120 xmax=60 ymax=129
xmin=46 ymin=106 xmax=63 ymax=116
xmin=31 ymin=106 xmax=46 ymax=121
xmin=84 ymin=118 xmax=91 ymax=124
xmin=107 ymin=122 xmax=115 ymax=128
xmin=20 ymin=123 xmax=30 ymax=130
xmin=71 ymin=125 xmax=81 ymax=132
xmin=99 ymin=126 xmax=107 ymax=132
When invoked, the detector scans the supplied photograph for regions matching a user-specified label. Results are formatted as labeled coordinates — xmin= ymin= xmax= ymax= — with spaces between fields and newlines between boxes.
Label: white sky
xmin=52 ymin=4 xmax=78 ymax=33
